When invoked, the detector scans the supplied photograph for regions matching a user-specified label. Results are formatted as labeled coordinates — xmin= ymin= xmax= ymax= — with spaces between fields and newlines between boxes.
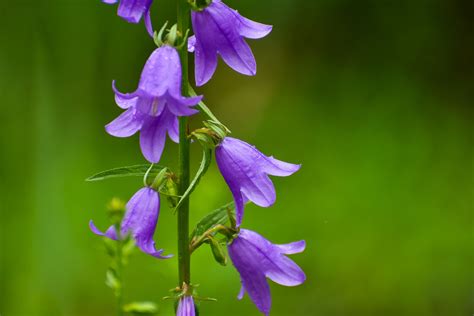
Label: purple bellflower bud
xmin=106 ymin=45 xmax=203 ymax=163
xmin=90 ymin=187 xmax=171 ymax=259
xmin=188 ymin=0 xmax=272 ymax=86
xmin=215 ymin=137 xmax=300 ymax=226
xmin=228 ymin=229 xmax=306 ymax=315
xmin=176 ymin=296 xmax=196 ymax=316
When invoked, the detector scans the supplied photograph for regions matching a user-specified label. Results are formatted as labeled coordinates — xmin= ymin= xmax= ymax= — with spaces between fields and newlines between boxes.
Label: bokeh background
xmin=0 ymin=0 xmax=473 ymax=315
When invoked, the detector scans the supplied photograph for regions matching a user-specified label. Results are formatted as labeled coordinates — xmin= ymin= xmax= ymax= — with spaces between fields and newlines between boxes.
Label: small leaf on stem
xmin=86 ymin=164 xmax=166 ymax=182
xmin=190 ymin=202 xmax=235 ymax=240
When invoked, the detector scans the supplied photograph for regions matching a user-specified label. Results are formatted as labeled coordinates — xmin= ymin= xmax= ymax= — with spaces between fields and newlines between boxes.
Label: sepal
xmin=208 ymin=237 xmax=227 ymax=266
xmin=188 ymin=0 xmax=212 ymax=11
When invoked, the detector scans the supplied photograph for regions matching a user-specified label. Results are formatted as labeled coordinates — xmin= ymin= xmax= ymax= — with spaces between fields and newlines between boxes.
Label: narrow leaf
xmin=174 ymin=148 xmax=212 ymax=211
xmin=190 ymin=202 xmax=235 ymax=240
xmin=123 ymin=301 xmax=158 ymax=314
xmin=86 ymin=164 xmax=166 ymax=182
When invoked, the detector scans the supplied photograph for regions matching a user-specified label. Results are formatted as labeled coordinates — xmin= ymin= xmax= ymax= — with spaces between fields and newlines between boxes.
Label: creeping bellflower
xmin=215 ymin=137 xmax=300 ymax=226
xmin=90 ymin=187 xmax=171 ymax=259
xmin=189 ymin=0 xmax=272 ymax=86
xmin=102 ymin=0 xmax=153 ymax=24
xmin=228 ymin=229 xmax=306 ymax=315
xmin=176 ymin=296 xmax=195 ymax=316
xmin=106 ymin=45 xmax=202 ymax=163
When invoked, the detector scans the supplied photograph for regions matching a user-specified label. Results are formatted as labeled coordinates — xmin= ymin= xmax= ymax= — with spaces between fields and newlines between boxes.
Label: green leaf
xmin=190 ymin=202 xmax=235 ymax=240
xmin=174 ymin=148 xmax=212 ymax=211
xmin=123 ymin=302 xmax=158 ymax=315
xmin=86 ymin=164 xmax=166 ymax=182
xmin=105 ymin=268 xmax=121 ymax=293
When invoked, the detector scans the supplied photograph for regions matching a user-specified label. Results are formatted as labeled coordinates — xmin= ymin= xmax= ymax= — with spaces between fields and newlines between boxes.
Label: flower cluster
xmin=92 ymin=0 xmax=306 ymax=315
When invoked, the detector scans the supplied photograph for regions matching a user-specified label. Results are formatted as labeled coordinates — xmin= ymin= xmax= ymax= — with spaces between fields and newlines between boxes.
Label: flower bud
xmin=107 ymin=197 xmax=126 ymax=225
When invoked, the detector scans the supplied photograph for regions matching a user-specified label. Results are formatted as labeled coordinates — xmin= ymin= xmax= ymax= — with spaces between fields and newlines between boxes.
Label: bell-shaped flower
xmin=228 ymin=229 xmax=306 ymax=315
xmin=188 ymin=0 xmax=272 ymax=86
xmin=215 ymin=137 xmax=300 ymax=226
xmin=102 ymin=0 xmax=153 ymax=24
xmin=106 ymin=45 xmax=202 ymax=163
xmin=90 ymin=187 xmax=171 ymax=259
xmin=176 ymin=296 xmax=195 ymax=316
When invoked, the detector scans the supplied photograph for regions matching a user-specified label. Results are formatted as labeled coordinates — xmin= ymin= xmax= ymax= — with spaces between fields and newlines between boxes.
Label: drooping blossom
xmin=215 ymin=137 xmax=300 ymax=226
xmin=176 ymin=296 xmax=195 ymax=316
xmin=188 ymin=0 xmax=272 ymax=86
xmin=90 ymin=187 xmax=171 ymax=259
xmin=228 ymin=229 xmax=306 ymax=315
xmin=106 ymin=45 xmax=202 ymax=163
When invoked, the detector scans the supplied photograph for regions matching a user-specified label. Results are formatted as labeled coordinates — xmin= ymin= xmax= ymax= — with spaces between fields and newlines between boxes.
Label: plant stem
xmin=177 ymin=0 xmax=191 ymax=286
xmin=116 ymin=239 xmax=124 ymax=316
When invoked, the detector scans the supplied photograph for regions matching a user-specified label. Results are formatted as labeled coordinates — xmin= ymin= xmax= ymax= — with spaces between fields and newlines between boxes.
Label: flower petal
xmin=177 ymin=296 xmax=195 ymax=316
xmin=121 ymin=188 xmax=171 ymax=259
xmin=264 ymin=255 xmax=306 ymax=287
xmin=217 ymin=137 xmax=276 ymax=209
xmin=114 ymin=93 xmax=138 ymax=109
xmin=194 ymin=39 xmax=218 ymax=87
xmin=139 ymin=46 xmax=182 ymax=97
xmin=166 ymin=94 xmax=201 ymax=117
xmin=102 ymin=0 xmax=118 ymax=4
xmin=239 ymin=229 xmax=306 ymax=287
xmin=191 ymin=11 xmax=219 ymax=86
xmin=89 ymin=220 xmax=118 ymax=240
xmin=237 ymin=284 xmax=245 ymax=300
xmin=228 ymin=236 xmax=272 ymax=315
xmin=139 ymin=116 xmax=168 ymax=163
xmin=112 ymin=80 xmax=139 ymax=100
xmin=139 ymin=109 xmax=177 ymax=163
xmin=237 ymin=15 xmax=273 ymax=39
xmin=144 ymin=8 xmax=153 ymax=38
xmin=105 ymin=108 xmax=144 ymax=137
xmin=188 ymin=35 xmax=196 ymax=53
xmin=206 ymin=1 xmax=257 ymax=76
xmin=117 ymin=0 xmax=153 ymax=23
xmin=167 ymin=115 xmax=179 ymax=143
xmin=275 ymin=240 xmax=306 ymax=255
xmin=262 ymin=156 xmax=301 ymax=177
xmin=215 ymin=144 xmax=246 ymax=226
xmin=240 ymin=174 xmax=276 ymax=208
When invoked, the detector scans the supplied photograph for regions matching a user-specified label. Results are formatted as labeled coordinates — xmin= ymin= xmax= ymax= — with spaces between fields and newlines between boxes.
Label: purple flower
xmin=215 ymin=137 xmax=300 ymax=226
xmin=106 ymin=45 xmax=202 ymax=163
xmin=90 ymin=187 xmax=171 ymax=259
xmin=102 ymin=0 xmax=153 ymax=24
xmin=189 ymin=0 xmax=272 ymax=86
xmin=176 ymin=296 xmax=195 ymax=316
xmin=228 ymin=229 xmax=306 ymax=315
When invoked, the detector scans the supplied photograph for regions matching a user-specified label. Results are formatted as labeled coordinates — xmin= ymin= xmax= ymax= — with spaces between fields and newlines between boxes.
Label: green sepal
xmin=86 ymin=164 xmax=166 ymax=182
xmin=190 ymin=202 xmax=235 ymax=240
xmin=208 ymin=237 xmax=227 ymax=266
xmin=123 ymin=302 xmax=158 ymax=315
xmin=188 ymin=0 xmax=211 ymax=11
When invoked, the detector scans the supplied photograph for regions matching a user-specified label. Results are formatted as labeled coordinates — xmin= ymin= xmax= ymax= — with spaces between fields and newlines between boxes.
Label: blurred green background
xmin=0 ymin=0 xmax=473 ymax=315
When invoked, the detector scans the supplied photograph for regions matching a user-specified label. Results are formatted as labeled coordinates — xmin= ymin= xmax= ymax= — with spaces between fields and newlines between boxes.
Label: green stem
xmin=116 ymin=237 xmax=124 ymax=316
xmin=177 ymin=0 xmax=191 ymax=286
